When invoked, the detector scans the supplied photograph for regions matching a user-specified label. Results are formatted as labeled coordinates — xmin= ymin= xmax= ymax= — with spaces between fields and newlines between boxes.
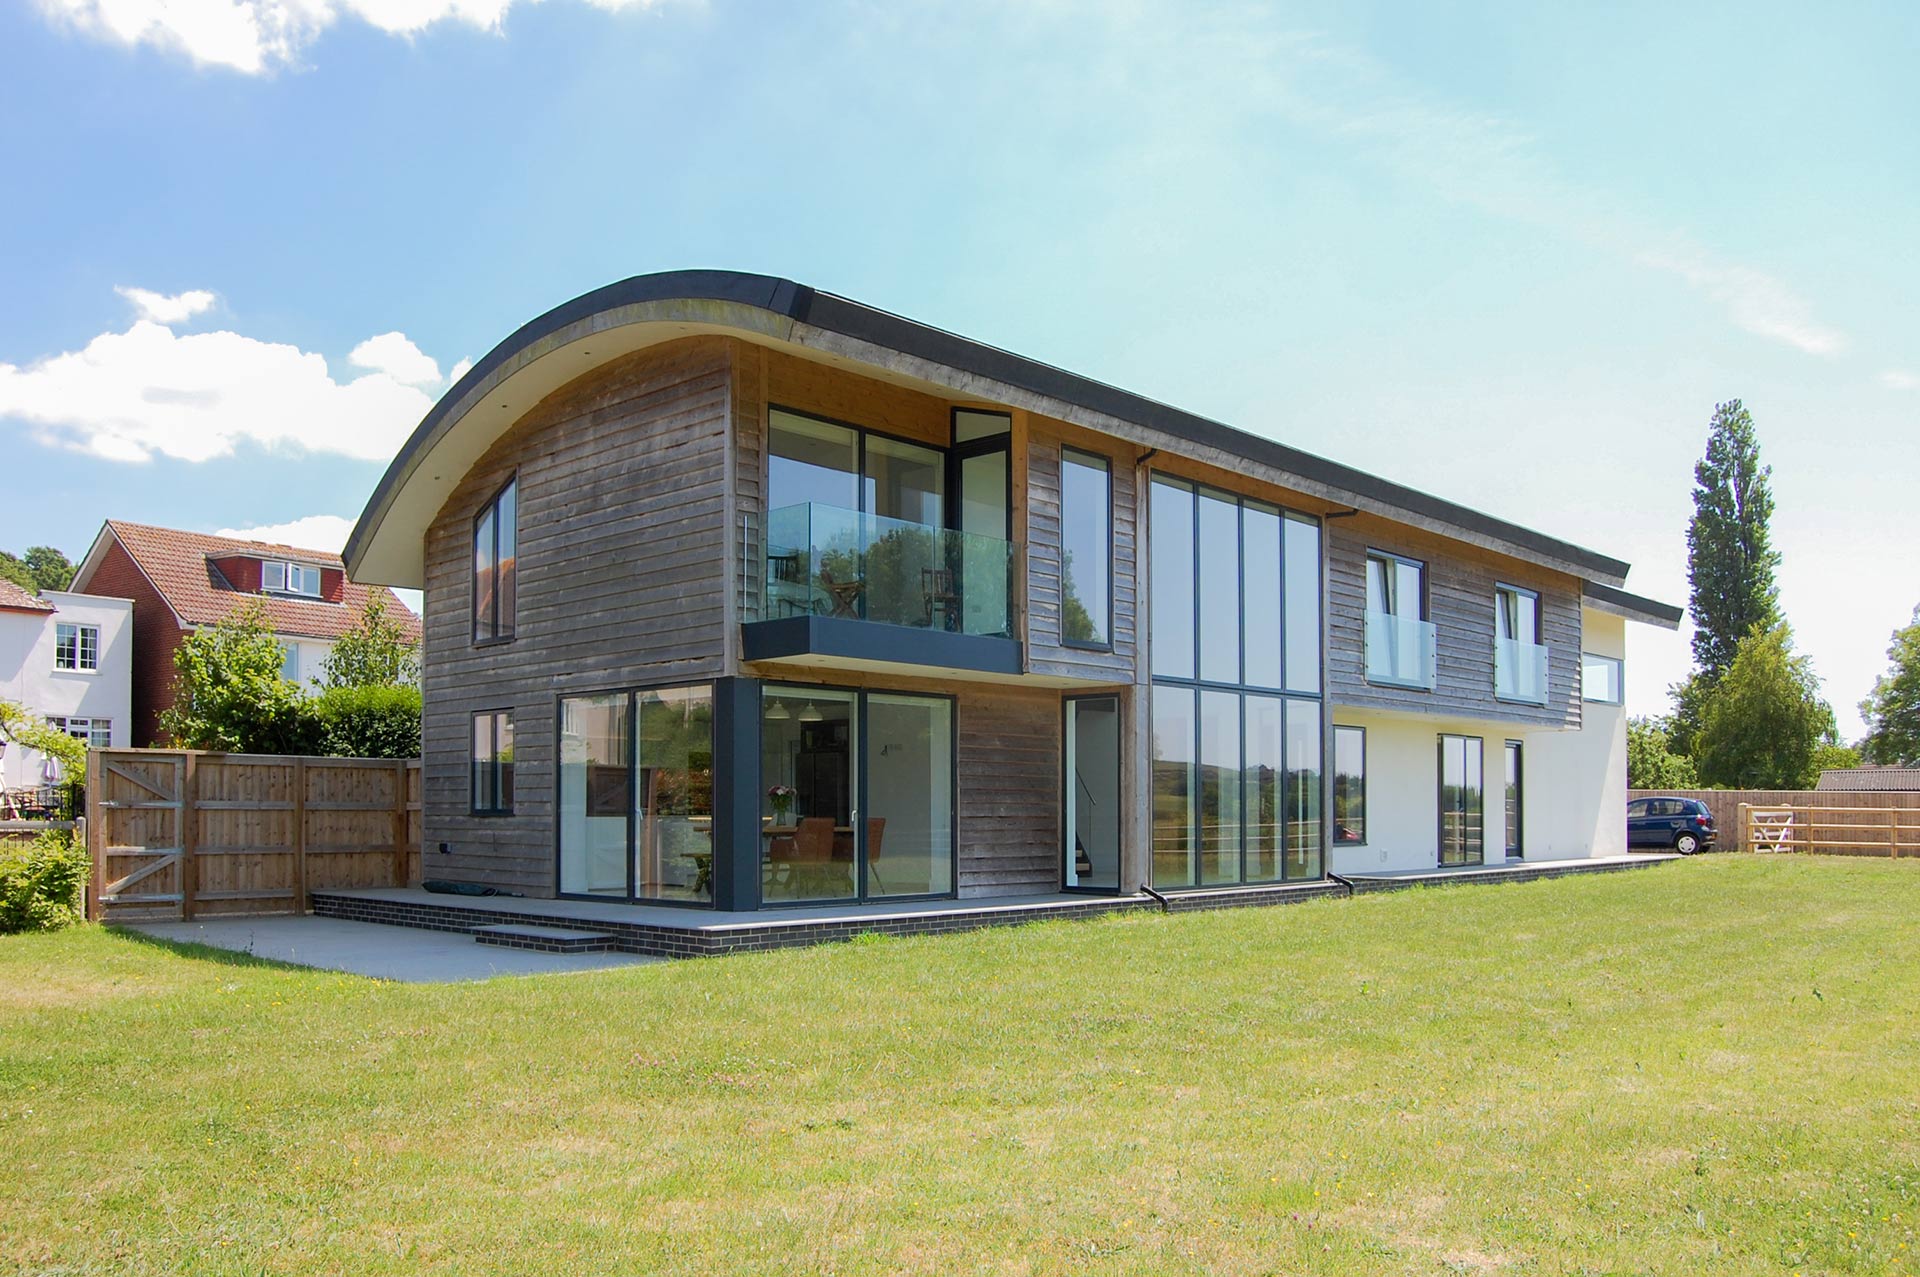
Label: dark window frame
xmin=470 ymin=708 xmax=515 ymax=817
xmin=1581 ymin=651 xmax=1625 ymax=704
xmin=1365 ymin=548 xmax=1429 ymax=620
xmin=1147 ymin=471 xmax=1328 ymax=889
xmin=1060 ymin=692 xmax=1123 ymax=894
xmin=1504 ymin=738 xmax=1524 ymax=859
xmin=948 ymin=407 xmax=1014 ymax=544
xmin=755 ymin=677 xmax=960 ymax=909
xmin=1057 ymin=445 xmax=1115 ymax=652
xmin=1436 ymin=732 xmax=1486 ymax=867
xmin=472 ymin=473 xmax=518 ymax=647
xmin=551 ymin=678 xmax=719 ymax=909
xmin=1493 ymin=582 xmax=1543 ymax=643
xmin=1333 ymin=724 xmax=1367 ymax=847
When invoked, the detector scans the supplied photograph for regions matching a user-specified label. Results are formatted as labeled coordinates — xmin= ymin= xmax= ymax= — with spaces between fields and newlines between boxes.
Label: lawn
xmin=3 ymin=857 xmax=1917 ymax=1275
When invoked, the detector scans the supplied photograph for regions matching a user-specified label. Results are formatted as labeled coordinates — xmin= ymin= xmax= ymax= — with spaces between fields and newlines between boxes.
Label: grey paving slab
xmin=125 ymin=916 xmax=660 ymax=983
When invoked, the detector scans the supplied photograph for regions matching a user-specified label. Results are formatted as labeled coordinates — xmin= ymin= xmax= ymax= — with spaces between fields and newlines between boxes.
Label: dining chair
xmin=864 ymin=816 xmax=888 ymax=893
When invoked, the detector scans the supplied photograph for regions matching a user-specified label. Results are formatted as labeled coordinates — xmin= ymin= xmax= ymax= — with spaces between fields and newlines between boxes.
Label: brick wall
xmin=73 ymin=539 xmax=185 ymax=746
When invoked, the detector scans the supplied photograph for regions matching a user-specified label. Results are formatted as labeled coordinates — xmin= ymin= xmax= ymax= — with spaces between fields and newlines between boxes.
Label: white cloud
xmin=215 ymin=513 xmax=356 ymax=552
xmin=446 ymin=356 xmax=474 ymax=385
xmin=38 ymin=0 xmax=676 ymax=74
xmin=1880 ymin=370 xmax=1919 ymax=391
xmin=115 ymin=285 xmax=218 ymax=325
xmin=0 ymin=300 xmax=437 ymax=463
xmin=350 ymin=332 xmax=441 ymax=386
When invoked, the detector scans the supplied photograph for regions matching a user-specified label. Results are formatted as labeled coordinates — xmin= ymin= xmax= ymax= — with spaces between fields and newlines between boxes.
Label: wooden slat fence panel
xmin=88 ymin=750 xmax=422 ymax=922
xmin=1630 ymin=788 xmax=1920 ymax=853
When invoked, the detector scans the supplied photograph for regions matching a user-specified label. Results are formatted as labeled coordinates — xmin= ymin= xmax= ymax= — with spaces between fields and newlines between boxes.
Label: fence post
xmin=391 ymin=758 xmax=408 ymax=887
xmin=1737 ymin=802 xmax=1750 ymax=853
xmin=292 ymin=757 xmax=308 ymax=914
xmin=179 ymin=752 xmax=198 ymax=920
xmin=1892 ymin=808 xmax=1900 ymax=859
xmin=85 ymin=749 xmax=103 ymax=921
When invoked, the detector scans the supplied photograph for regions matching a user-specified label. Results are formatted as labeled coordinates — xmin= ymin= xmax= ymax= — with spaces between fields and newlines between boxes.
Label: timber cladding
xmin=1025 ymin=423 xmax=1138 ymax=683
xmin=1325 ymin=515 xmax=1583 ymax=729
xmin=420 ymin=337 xmax=734 ymax=894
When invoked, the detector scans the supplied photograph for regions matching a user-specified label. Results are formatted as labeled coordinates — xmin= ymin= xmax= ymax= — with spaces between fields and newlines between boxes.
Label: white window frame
xmin=264 ymin=561 xmax=322 ymax=597
xmin=54 ymin=622 xmax=100 ymax=672
xmin=279 ymin=641 xmax=301 ymax=681
xmin=50 ymin=716 xmax=111 ymax=747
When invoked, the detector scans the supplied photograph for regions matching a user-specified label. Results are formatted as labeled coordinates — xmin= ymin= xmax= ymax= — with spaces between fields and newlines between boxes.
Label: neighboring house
xmin=70 ymin=522 xmax=423 ymax=746
xmin=0 ymin=577 xmax=133 ymax=793
xmin=345 ymin=270 xmax=1682 ymax=912
xmin=1816 ymin=766 xmax=1920 ymax=792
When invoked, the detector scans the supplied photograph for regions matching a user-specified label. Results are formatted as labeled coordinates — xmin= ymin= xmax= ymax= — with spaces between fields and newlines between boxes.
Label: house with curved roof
xmin=346 ymin=270 xmax=1679 ymax=914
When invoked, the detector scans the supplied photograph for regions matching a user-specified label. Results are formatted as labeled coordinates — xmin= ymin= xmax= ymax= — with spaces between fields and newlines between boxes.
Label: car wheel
xmin=1674 ymin=832 xmax=1700 ymax=855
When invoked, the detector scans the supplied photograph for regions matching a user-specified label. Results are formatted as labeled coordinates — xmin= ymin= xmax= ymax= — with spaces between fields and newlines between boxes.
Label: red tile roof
xmin=0 ymin=578 xmax=55 ymax=614
xmin=97 ymin=521 xmax=423 ymax=643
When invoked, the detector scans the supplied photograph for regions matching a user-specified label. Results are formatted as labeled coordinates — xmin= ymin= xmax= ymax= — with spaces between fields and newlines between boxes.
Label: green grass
xmin=3 ymin=857 xmax=1918 ymax=1275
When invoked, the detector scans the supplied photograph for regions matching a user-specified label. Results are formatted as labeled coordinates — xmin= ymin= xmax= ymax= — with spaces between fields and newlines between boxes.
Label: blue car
xmin=1627 ymin=796 xmax=1715 ymax=854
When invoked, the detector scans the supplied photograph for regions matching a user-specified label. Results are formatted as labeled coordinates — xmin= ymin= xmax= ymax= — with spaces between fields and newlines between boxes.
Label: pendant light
xmin=766 ymin=699 xmax=791 ymax=721
xmin=798 ymin=701 xmax=824 ymax=722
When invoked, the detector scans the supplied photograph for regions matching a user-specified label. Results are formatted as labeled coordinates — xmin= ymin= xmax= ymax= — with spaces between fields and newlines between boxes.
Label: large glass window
xmin=1496 ymin=585 xmax=1539 ymax=643
xmin=1285 ymin=700 xmax=1323 ymax=879
xmin=1197 ymin=491 xmax=1241 ymax=683
xmin=1333 ymin=725 xmax=1366 ymax=846
xmin=769 ymin=411 xmax=860 ymax=510
xmin=1243 ymin=694 xmax=1285 ymax=882
xmin=559 ymin=694 xmax=630 ymax=897
xmin=1285 ymin=516 xmax=1321 ymax=693
xmin=1151 ymin=684 xmax=1197 ymax=887
xmin=1059 ymin=448 xmax=1112 ymax=647
xmin=1438 ymin=734 xmax=1485 ymax=867
xmin=471 ymin=710 xmax=514 ymax=816
xmin=761 ymin=687 xmax=858 ymax=904
xmin=1198 ymin=689 xmax=1242 ymax=884
xmin=1242 ymin=504 xmax=1283 ymax=689
xmin=473 ymin=476 xmax=517 ymax=643
xmin=635 ymin=687 xmax=715 ymax=904
xmin=1149 ymin=476 xmax=1325 ymax=885
xmin=866 ymin=693 xmax=953 ymax=899
xmin=1367 ymin=552 xmax=1423 ymax=618
xmin=863 ymin=435 xmax=945 ymax=525
xmin=1150 ymin=479 xmax=1196 ymax=679
xmin=1064 ymin=696 xmax=1121 ymax=892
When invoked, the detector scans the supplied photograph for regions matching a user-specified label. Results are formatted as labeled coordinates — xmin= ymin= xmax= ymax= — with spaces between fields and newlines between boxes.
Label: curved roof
xmin=347 ymin=269 xmax=1635 ymax=589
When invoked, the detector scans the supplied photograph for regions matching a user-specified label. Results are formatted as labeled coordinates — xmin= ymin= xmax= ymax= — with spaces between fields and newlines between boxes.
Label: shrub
xmin=0 ymin=831 xmax=89 ymax=934
xmin=312 ymin=684 xmax=422 ymax=759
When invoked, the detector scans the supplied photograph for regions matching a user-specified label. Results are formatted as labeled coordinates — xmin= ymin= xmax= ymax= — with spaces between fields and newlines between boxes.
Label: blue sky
xmin=2 ymin=0 xmax=1914 ymax=735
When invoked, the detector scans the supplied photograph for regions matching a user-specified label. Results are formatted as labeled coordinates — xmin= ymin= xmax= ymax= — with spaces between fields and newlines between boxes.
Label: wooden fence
xmin=86 ymin=749 xmax=422 ymax=923
xmin=1629 ymin=789 xmax=1920 ymax=856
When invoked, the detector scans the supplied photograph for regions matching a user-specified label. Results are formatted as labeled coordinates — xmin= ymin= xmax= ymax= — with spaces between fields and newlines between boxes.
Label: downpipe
xmin=1138 ymin=884 xmax=1172 ymax=914
xmin=1326 ymin=871 xmax=1358 ymax=898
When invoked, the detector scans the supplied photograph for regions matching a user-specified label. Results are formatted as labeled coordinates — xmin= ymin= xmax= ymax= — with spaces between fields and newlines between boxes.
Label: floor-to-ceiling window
xmin=1064 ymin=696 xmax=1121 ymax=892
xmin=1504 ymin=740 xmax=1523 ymax=860
xmin=558 ymin=685 xmax=715 ymax=905
xmin=1149 ymin=477 xmax=1325 ymax=886
xmin=760 ymin=684 xmax=956 ymax=904
xmin=1438 ymin=734 xmax=1485 ymax=867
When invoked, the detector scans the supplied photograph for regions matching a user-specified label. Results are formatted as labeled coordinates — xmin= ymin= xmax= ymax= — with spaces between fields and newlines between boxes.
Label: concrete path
xmin=126 ymin=916 xmax=660 ymax=983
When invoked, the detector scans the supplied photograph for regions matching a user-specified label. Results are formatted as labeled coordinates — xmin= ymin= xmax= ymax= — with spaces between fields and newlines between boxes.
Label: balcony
xmin=743 ymin=503 xmax=1021 ymax=677
xmin=1494 ymin=637 xmax=1551 ymax=705
xmin=1364 ymin=610 xmax=1438 ymax=691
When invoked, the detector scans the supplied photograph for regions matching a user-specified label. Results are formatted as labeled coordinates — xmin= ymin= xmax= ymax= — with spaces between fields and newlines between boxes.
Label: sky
xmin=1 ymin=0 xmax=1914 ymax=736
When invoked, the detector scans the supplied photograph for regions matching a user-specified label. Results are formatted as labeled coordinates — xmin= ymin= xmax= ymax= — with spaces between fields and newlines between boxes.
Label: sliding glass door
xmin=1438 ymin=734 xmax=1485 ymax=867
xmin=760 ymin=685 xmax=955 ymax=905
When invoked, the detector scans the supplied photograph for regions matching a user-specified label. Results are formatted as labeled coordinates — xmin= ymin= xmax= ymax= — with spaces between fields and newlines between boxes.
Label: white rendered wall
xmin=1328 ymin=611 xmax=1630 ymax=873
xmin=275 ymin=636 xmax=336 ymax=694
xmin=0 ymin=592 xmax=134 ymax=786
xmin=1524 ymin=609 xmax=1628 ymax=859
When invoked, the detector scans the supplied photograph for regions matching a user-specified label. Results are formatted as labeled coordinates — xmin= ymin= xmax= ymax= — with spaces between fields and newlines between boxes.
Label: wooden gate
xmin=87 ymin=750 xmax=422 ymax=923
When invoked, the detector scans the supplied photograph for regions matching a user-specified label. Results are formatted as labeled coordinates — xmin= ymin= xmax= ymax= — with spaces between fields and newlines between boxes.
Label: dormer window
xmin=264 ymin=561 xmax=321 ymax=597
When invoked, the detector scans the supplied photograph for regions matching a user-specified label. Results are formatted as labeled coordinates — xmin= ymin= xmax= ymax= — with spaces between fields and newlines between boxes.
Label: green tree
xmin=1694 ymin=622 xmax=1835 ymax=788
xmin=319 ymin=596 xmax=420 ymax=690
xmin=160 ymin=601 xmax=315 ymax=753
xmin=1685 ymin=400 xmax=1781 ymax=683
xmin=1627 ymin=716 xmax=1698 ymax=789
xmin=0 ymin=546 xmax=75 ymax=595
xmin=1859 ymin=606 xmax=1920 ymax=766
xmin=1807 ymin=741 xmax=1862 ymax=777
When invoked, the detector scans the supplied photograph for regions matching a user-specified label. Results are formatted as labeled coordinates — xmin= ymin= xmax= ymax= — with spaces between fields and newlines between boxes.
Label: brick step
xmin=471 ymin=923 xmax=621 ymax=953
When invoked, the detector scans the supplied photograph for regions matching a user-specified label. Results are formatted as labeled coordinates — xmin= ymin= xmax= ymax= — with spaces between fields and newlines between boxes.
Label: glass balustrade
xmin=1494 ymin=637 xmax=1551 ymax=704
xmin=1364 ymin=610 xmax=1438 ymax=690
xmin=761 ymin=503 xmax=1013 ymax=638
